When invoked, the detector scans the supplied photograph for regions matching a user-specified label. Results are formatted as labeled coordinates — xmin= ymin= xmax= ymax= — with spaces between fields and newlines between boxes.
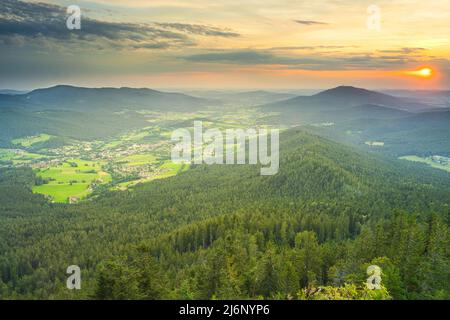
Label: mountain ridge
xmin=263 ymin=85 xmax=433 ymax=112
xmin=0 ymin=85 xmax=212 ymax=111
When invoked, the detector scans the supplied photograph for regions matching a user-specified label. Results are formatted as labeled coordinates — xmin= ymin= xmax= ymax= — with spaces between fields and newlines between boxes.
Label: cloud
xmin=293 ymin=20 xmax=329 ymax=26
xmin=183 ymin=50 xmax=278 ymax=64
xmin=378 ymin=48 xmax=427 ymax=54
xmin=154 ymin=23 xmax=240 ymax=38
xmin=269 ymin=45 xmax=359 ymax=51
xmin=0 ymin=0 xmax=239 ymax=50
xmin=183 ymin=50 xmax=348 ymax=70
xmin=182 ymin=49 xmax=446 ymax=71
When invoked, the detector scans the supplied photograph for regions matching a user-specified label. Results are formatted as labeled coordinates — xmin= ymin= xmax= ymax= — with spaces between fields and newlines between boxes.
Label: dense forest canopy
xmin=0 ymin=130 xmax=448 ymax=299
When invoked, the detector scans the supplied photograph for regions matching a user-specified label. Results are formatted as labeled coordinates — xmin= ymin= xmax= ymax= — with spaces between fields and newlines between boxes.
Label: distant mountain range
xmin=2 ymin=85 xmax=212 ymax=112
xmin=1 ymin=85 xmax=449 ymax=155
xmin=258 ymin=86 xmax=450 ymax=156
xmin=0 ymin=85 xmax=215 ymax=144
xmin=263 ymin=86 xmax=435 ymax=113
xmin=383 ymin=90 xmax=450 ymax=109
xmin=0 ymin=85 xmax=443 ymax=113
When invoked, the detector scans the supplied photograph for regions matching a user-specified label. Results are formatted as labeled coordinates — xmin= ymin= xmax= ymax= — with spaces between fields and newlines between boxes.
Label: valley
xmin=0 ymin=103 xmax=275 ymax=203
xmin=1 ymin=86 xmax=450 ymax=204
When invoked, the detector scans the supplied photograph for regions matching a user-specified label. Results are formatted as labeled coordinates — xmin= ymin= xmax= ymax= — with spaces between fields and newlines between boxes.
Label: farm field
xmin=12 ymin=134 xmax=53 ymax=147
xmin=0 ymin=149 xmax=17 ymax=162
xmin=33 ymin=183 xmax=91 ymax=203
xmin=158 ymin=161 xmax=190 ymax=178
xmin=0 ymin=149 xmax=46 ymax=165
xmin=113 ymin=161 xmax=189 ymax=190
xmin=33 ymin=159 xmax=111 ymax=203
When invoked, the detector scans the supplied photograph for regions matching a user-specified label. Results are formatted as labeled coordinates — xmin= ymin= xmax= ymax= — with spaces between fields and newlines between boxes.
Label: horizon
xmin=2 ymin=84 xmax=450 ymax=94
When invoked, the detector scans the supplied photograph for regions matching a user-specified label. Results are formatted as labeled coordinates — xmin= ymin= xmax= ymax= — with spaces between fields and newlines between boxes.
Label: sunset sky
xmin=1 ymin=0 xmax=449 ymax=90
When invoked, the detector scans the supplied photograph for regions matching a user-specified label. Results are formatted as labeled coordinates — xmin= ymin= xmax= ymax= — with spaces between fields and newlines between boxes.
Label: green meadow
xmin=33 ymin=184 xmax=91 ymax=202
xmin=12 ymin=134 xmax=52 ymax=148
xmin=158 ymin=161 xmax=190 ymax=178
xmin=33 ymin=159 xmax=111 ymax=203
xmin=0 ymin=149 xmax=46 ymax=165
xmin=121 ymin=131 xmax=151 ymax=141
xmin=0 ymin=149 xmax=16 ymax=162
xmin=113 ymin=161 xmax=189 ymax=190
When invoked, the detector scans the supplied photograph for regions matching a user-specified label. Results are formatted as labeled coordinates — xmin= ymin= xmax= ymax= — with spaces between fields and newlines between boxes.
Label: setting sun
xmin=419 ymin=68 xmax=433 ymax=77
xmin=407 ymin=67 xmax=434 ymax=78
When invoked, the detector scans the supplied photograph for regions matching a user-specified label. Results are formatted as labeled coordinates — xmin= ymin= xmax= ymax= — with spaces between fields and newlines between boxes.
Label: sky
xmin=1 ymin=0 xmax=449 ymax=90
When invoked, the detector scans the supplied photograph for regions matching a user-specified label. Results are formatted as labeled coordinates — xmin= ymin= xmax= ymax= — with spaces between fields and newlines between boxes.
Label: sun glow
xmin=418 ymin=68 xmax=432 ymax=77
xmin=407 ymin=67 xmax=434 ymax=78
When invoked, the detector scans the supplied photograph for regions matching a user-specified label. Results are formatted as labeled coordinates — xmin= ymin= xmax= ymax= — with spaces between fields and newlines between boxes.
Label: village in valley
xmin=0 ymin=127 xmax=186 ymax=203
xmin=0 ymin=109 xmax=266 ymax=204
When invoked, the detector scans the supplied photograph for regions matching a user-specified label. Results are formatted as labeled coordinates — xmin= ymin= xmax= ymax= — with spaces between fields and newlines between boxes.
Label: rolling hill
xmin=7 ymin=85 xmax=212 ymax=111
xmin=263 ymin=86 xmax=433 ymax=114
xmin=0 ymin=85 xmax=213 ymax=144
xmin=260 ymin=86 xmax=450 ymax=156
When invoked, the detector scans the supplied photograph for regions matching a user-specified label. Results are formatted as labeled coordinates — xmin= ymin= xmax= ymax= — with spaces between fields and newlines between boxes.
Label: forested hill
xmin=0 ymin=86 xmax=213 ymax=145
xmin=0 ymin=129 xmax=449 ymax=299
xmin=1 ymin=85 xmax=212 ymax=112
